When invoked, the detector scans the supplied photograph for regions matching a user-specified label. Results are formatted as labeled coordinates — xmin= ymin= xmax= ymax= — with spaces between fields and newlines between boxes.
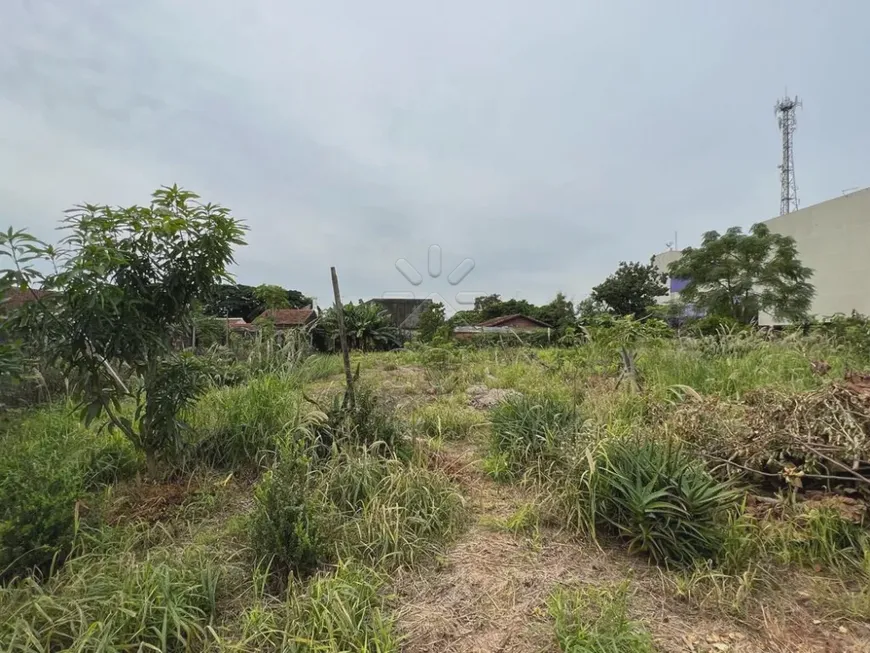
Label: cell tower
xmin=775 ymin=94 xmax=802 ymax=215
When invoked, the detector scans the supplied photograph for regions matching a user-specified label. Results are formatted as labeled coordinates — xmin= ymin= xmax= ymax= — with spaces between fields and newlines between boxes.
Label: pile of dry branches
xmin=666 ymin=382 xmax=870 ymax=492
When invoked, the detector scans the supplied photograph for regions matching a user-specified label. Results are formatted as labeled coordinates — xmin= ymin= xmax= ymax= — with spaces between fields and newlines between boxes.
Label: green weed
xmin=1 ymin=406 xmax=139 ymax=581
xmin=411 ymin=400 xmax=484 ymax=440
xmin=593 ymin=438 xmax=741 ymax=565
xmin=249 ymin=445 xmax=327 ymax=583
xmin=190 ymin=375 xmax=324 ymax=468
xmin=548 ymin=582 xmax=653 ymax=653
xmin=312 ymin=383 xmax=407 ymax=457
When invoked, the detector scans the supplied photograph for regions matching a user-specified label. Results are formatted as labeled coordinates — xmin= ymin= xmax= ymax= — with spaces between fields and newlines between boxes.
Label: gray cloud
xmin=2 ymin=0 xmax=868 ymax=308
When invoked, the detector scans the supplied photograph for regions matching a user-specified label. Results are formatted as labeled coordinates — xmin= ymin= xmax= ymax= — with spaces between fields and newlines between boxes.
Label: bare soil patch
xmin=396 ymin=439 xmax=870 ymax=653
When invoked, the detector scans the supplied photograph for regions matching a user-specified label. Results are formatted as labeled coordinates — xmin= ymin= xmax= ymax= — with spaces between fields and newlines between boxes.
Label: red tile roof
xmin=261 ymin=308 xmax=316 ymax=326
xmin=1 ymin=288 xmax=50 ymax=311
xmin=223 ymin=317 xmax=258 ymax=332
xmin=477 ymin=314 xmax=552 ymax=328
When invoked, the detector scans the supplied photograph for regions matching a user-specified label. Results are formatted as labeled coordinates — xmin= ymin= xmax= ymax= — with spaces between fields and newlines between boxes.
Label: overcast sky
xmin=2 ymin=1 xmax=867 ymax=311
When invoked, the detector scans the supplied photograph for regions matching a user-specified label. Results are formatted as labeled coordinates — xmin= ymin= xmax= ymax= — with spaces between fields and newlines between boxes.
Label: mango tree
xmin=0 ymin=186 xmax=246 ymax=475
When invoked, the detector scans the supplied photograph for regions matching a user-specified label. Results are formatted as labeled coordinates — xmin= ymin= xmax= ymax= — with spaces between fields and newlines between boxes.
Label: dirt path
xmin=394 ymin=439 xmax=870 ymax=653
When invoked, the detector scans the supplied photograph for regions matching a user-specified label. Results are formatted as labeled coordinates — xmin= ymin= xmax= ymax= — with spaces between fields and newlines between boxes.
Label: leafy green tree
xmin=254 ymin=284 xmax=291 ymax=310
xmin=0 ymin=186 xmax=246 ymax=475
xmin=576 ymin=297 xmax=608 ymax=322
xmin=447 ymin=309 xmax=481 ymax=327
xmin=536 ymin=292 xmax=576 ymax=331
xmin=474 ymin=294 xmax=537 ymax=321
xmin=668 ymin=224 xmax=814 ymax=323
xmin=590 ymin=261 xmax=668 ymax=319
xmin=417 ymin=301 xmax=446 ymax=342
xmin=203 ymin=283 xmax=308 ymax=319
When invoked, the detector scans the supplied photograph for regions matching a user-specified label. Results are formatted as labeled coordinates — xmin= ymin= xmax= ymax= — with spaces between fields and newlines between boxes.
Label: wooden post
xmin=331 ymin=266 xmax=355 ymax=410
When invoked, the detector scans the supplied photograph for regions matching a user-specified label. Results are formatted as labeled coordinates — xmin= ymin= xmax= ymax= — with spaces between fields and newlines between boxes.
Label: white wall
xmin=760 ymin=187 xmax=870 ymax=325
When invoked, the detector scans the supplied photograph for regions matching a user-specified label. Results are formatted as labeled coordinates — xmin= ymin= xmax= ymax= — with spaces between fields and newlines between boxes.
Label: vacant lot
xmin=3 ymin=329 xmax=870 ymax=652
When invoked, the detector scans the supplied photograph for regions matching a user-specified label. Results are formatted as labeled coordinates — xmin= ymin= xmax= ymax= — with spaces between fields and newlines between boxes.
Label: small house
xmin=454 ymin=314 xmax=552 ymax=340
xmin=259 ymin=308 xmax=317 ymax=330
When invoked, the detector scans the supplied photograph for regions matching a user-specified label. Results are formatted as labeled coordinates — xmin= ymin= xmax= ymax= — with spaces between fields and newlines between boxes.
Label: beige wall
xmin=652 ymin=249 xmax=684 ymax=304
xmin=650 ymin=188 xmax=870 ymax=324
xmin=759 ymin=187 xmax=870 ymax=325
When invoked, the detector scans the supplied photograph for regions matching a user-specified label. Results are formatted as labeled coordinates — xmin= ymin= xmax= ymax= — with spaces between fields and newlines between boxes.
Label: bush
xmin=0 ymin=408 xmax=139 ymax=581
xmin=489 ymin=392 xmax=579 ymax=471
xmin=0 ymin=456 xmax=82 ymax=582
xmin=548 ymin=582 xmax=653 ymax=653
xmin=590 ymin=438 xmax=740 ymax=566
xmin=455 ymin=330 xmax=556 ymax=349
xmin=250 ymin=447 xmax=329 ymax=582
xmin=684 ymin=314 xmax=748 ymax=337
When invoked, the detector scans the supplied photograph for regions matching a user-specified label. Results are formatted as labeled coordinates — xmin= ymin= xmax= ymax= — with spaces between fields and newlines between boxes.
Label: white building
xmin=654 ymin=187 xmax=870 ymax=325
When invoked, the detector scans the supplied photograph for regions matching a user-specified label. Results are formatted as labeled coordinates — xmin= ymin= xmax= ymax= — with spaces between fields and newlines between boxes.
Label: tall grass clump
xmin=489 ymin=392 xmax=579 ymax=472
xmin=0 ymin=536 xmax=219 ymax=652
xmin=548 ymin=582 xmax=653 ymax=653
xmin=764 ymin=507 xmax=869 ymax=572
xmin=1 ymin=407 xmax=138 ymax=581
xmin=313 ymin=383 xmax=407 ymax=457
xmin=190 ymin=375 xmax=324 ymax=468
xmin=315 ymin=448 xmax=466 ymax=569
xmin=243 ymin=327 xmax=314 ymax=377
xmin=227 ymin=562 xmax=398 ymax=652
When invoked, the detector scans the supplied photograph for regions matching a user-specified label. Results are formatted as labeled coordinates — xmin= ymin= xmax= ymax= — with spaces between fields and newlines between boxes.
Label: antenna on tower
xmin=774 ymin=93 xmax=802 ymax=215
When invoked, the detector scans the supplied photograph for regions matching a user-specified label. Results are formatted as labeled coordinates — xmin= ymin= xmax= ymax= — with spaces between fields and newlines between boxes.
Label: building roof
xmin=222 ymin=317 xmax=258 ymax=332
xmin=477 ymin=313 xmax=552 ymax=328
xmin=260 ymin=307 xmax=316 ymax=326
xmin=1 ymin=288 xmax=51 ymax=311
xmin=368 ymin=298 xmax=429 ymax=328
xmin=398 ymin=299 xmax=433 ymax=330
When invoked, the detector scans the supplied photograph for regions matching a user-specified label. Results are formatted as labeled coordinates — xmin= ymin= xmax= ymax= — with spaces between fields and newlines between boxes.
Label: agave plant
xmin=593 ymin=437 xmax=741 ymax=566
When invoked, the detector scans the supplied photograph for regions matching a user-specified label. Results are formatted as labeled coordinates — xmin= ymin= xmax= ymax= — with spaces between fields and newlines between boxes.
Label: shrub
xmin=313 ymin=384 xmax=407 ymax=457
xmin=490 ymin=392 xmax=579 ymax=470
xmin=0 ymin=455 xmax=82 ymax=582
xmin=590 ymin=438 xmax=740 ymax=566
xmin=455 ymin=330 xmax=556 ymax=349
xmin=250 ymin=447 xmax=329 ymax=582
xmin=0 ymin=408 xmax=139 ymax=581
xmin=548 ymin=582 xmax=653 ymax=653
xmin=229 ymin=561 xmax=398 ymax=652
xmin=684 ymin=314 xmax=748 ymax=338
xmin=0 ymin=541 xmax=219 ymax=652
